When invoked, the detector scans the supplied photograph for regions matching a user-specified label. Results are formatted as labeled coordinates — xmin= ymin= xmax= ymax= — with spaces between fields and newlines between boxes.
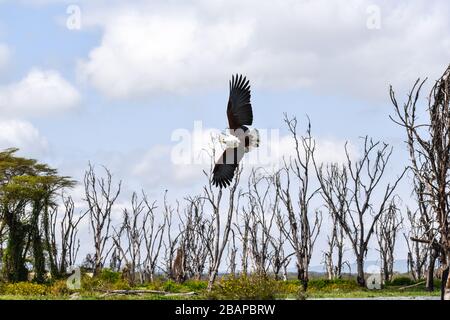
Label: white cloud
xmin=0 ymin=43 xmax=10 ymax=70
xmin=0 ymin=69 xmax=81 ymax=117
xmin=78 ymin=0 xmax=450 ymax=101
xmin=0 ymin=119 xmax=48 ymax=155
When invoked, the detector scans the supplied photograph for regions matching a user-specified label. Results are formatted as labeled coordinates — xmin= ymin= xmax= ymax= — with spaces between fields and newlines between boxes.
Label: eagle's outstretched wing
xmin=212 ymin=146 xmax=245 ymax=188
xmin=227 ymin=74 xmax=253 ymax=130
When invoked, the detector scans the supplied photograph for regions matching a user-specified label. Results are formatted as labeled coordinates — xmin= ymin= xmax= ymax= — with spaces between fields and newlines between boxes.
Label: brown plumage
xmin=212 ymin=74 xmax=258 ymax=188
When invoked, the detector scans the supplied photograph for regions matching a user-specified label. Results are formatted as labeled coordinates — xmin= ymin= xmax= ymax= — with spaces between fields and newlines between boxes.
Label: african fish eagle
xmin=212 ymin=74 xmax=260 ymax=188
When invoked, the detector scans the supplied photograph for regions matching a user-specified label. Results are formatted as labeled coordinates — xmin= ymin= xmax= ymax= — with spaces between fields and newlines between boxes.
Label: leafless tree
xmin=162 ymin=192 xmax=183 ymax=280
xmin=48 ymin=194 xmax=87 ymax=276
xmin=180 ymin=196 xmax=213 ymax=280
xmin=235 ymin=200 xmax=251 ymax=277
xmin=390 ymin=65 xmax=450 ymax=299
xmin=142 ymin=194 xmax=165 ymax=283
xmin=375 ymin=198 xmax=403 ymax=282
xmin=84 ymin=164 xmax=122 ymax=275
xmin=322 ymin=212 xmax=347 ymax=280
xmin=226 ymin=229 xmax=238 ymax=277
xmin=109 ymin=246 xmax=123 ymax=272
xmin=314 ymin=137 xmax=406 ymax=286
xmin=243 ymin=168 xmax=276 ymax=276
xmin=411 ymin=179 xmax=440 ymax=291
xmin=274 ymin=115 xmax=322 ymax=291
xmin=202 ymin=144 xmax=242 ymax=290
xmin=111 ymin=191 xmax=164 ymax=284
xmin=172 ymin=247 xmax=185 ymax=283
xmin=404 ymin=208 xmax=429 ymax=281
xmin=271 ymin=190 xmax=293 ymax=281
xmin=111 ymin=192 xmax=147 ymax=284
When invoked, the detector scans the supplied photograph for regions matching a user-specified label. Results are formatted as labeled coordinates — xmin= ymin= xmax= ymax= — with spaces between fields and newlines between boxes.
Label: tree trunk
xmin=298 ymin=265 xmax=308 ymax=291
xmin=356 ymin=255 xmax=365 ymax=287
xmin=32 ymin=229 xmax=46 ymax=283
xmin=441 ymin=266 xmax=450 ymax=300
xmin=442 ymin=250 xmax=450 ymax=300
xmin=4 ymin=222 xmax=29 ymax=282
xmin=426 ymin=250 xmax=437 ymax=291
xmin=383 ymin=259 xmax=391 ymax=283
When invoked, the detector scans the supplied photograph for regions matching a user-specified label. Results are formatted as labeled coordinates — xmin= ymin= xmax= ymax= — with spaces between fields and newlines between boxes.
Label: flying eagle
xmin=212 ymin=74 xmax=260 ymax=188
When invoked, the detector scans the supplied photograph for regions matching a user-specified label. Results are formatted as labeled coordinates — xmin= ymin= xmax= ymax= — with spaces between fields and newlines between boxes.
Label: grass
xmin=0 ymin=271 xmax=442 ymax=300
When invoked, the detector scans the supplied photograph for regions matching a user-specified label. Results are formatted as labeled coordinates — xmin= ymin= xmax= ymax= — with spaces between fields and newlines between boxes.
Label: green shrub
xmin=184 ymin=280 xmax=208 ymax=292
xmin=99 ymin=269 xmax=121 ymax=283
xmin=386 ymin=276 xmax=415 ymax=286
xmin=433 ymin=279 xmax=442 ymax=289
xmin=81 ymin=273 xmax=131 ymax=292
xmin=163 ymin=280 xmax=184 ymax=293
xmin=209 ymin=275 xmax=279 ymax=300
xmin=2 ymin=282 xmax=48 ymax=296
xmin=145 ymin=279 xmax=165 ymax=291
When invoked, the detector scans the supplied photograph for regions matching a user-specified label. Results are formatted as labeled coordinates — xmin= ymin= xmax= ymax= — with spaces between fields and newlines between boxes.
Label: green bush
xmin=81 ymin=271 xmax=131 ymax=292
xmin=184 ymin=279 xmax=208 ymax=292
xmin=386 ymin=276 xmax=415 ymax=286
xmin=2 ymin=282 xmax=48 ymax=296
xmin=209 ymin=275 xmax=279 ymax=300
xmin=99 ymin=269 xmax=121 ymax=283
xmin=163 ymin=280 xmax=184 ymax=293
xmin=433 ymin=279 xmax=442 ymax=288
xmin=145 ymin=278 xmax=165 ymax=291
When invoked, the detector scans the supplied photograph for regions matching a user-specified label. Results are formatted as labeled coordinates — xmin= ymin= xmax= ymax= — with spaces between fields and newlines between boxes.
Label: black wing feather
xmin=212 ymin=146 xmax=245 ymax=188
xmin=227 ymin=74 xmax=253 ymax=129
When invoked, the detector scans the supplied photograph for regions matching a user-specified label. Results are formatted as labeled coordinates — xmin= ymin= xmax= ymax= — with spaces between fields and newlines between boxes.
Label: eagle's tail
xmin=245 ymin=128 xmax=260 ymax=153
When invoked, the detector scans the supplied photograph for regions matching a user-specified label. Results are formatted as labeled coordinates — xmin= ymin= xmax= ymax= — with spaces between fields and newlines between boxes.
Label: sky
xmin=0 ymin=0 xmax=449 ymax=269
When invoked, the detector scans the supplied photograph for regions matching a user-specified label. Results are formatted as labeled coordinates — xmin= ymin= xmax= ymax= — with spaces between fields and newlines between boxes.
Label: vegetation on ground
xmin=0 ymin=270 xmax=441 ymax=300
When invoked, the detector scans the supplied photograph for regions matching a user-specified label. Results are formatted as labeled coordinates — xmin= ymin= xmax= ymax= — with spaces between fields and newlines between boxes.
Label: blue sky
xmin=0 ymin=0 xmax=449 ymax=267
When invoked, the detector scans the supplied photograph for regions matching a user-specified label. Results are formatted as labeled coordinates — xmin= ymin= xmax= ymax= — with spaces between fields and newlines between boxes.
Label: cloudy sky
xmin=0 ymin=0 xmax=449 ymax=267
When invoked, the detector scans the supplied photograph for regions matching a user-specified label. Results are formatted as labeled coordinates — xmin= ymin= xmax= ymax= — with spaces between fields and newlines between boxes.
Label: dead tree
xmin=142 ymin=194 xmax=165 ymax=283
xmin=272 ymin=247 xmax=292 ymax=281
xmin=314 ymin=137 xmax=406 ymax=286
xmin=109 ymin=247 xmax=123 ymax=272
xmin=412 ymin=179 xmax=440 ymax=291
xmin=226 ymin=229 xmax=238 ymax=277
xmin=182 ymin=196 xmax=213 ymax=280
xmin=234 ymin=192 xmax=251 ymax=277
xmin=172 ymin=247 xmax=186 ymax=283
xmin=275 ymin=115 xmax=322 ymax=291
xmin=162 ymin=192 xmax=183 ymax=280
xmin=111 ymin=192 xmax=147 ymax=285
xmin=271 ymin=188 xmax=293 ymax=281
xmin=243 ymin=168 xmax=276 ymax=276
xmin=322 ymin=212 xmax=346 ymax=280
xmin=84 ymin=164 xmax=122 ymax=275
xmin=390 ymin=65 xmax=450 ymax=299
xmin=375 ymin=198 xmax=403 ymax=282
xmin=203 ymin=145 xmax=242 ymax=290
xmin=48 ymin=194 xmax=87 ymax=276
xmin=404 ymin=208 xmax=429 ymax=281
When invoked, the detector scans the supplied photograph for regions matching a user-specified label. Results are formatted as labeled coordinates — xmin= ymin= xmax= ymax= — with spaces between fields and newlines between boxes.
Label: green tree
xmin=0 ymin=148 xmax=75 ymax=283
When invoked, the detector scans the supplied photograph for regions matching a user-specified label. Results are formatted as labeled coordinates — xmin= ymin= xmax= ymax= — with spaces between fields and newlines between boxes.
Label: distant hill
xmin=307 ymin=259 xmax=409 ymax=275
